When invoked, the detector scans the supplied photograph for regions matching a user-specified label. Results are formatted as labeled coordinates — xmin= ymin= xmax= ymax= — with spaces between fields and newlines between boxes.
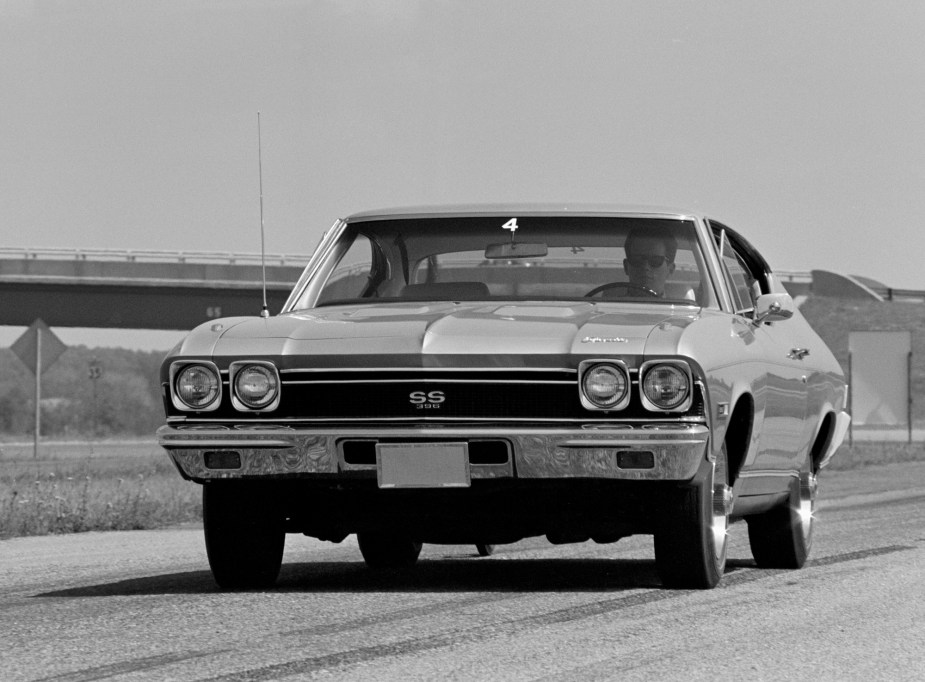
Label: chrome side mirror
xmin=754 ymin=293 xmax=794 ymax=325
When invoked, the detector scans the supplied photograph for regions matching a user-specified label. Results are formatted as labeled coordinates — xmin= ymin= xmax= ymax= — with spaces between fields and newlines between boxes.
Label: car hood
xmin=177 ymin=301 xmax=702 ymax=366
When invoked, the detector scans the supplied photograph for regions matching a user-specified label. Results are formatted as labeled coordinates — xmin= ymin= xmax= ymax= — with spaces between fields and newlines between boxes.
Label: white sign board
xmin=848 ymin=331 xmax=911 ymax=427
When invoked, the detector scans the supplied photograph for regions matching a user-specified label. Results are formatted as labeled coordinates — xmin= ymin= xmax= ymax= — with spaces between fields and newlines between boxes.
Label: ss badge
xmin=409 ymin=390 xmax=445 ymax=409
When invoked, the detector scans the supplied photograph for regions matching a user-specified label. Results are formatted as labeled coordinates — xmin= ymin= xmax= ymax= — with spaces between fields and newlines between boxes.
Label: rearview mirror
xmin=484 ymin=242 xmax=548 ymax=259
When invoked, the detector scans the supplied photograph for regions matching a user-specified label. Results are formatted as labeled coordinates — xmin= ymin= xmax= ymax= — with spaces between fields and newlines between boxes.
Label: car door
xmin=712 ymin=225 xmax=808 ymax=496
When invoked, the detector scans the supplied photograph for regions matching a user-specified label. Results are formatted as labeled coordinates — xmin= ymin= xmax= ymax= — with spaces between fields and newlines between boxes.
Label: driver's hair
xmin=623 ymin=225 xmax=678 ymax=263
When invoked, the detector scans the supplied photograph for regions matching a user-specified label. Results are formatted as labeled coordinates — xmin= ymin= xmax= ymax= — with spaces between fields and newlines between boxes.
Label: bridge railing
xmin=868 ymin=287 xmax=925 ymax=303
xmin=0 ymin=247 xmax=312 ymax=267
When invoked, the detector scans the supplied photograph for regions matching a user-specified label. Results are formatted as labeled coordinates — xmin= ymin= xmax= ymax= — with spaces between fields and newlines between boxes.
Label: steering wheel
xmin=584 ymin=282 xmax=659 ymax=298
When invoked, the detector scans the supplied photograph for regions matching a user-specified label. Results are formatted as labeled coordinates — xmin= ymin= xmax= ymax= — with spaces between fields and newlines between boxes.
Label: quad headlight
xmin=579 ymin=361 xmax=630 ymax=410
xmin=229 ymin=361 xmax=281 ymax=411
xmin=640 ymin=361 xmax=693 ymax=412
xmin=170 ymin=362 xmax=221 ymax=411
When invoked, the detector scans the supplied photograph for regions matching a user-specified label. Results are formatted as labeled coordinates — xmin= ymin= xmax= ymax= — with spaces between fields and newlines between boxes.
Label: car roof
xmin=344 ymin=203 xmax=705 ymax=223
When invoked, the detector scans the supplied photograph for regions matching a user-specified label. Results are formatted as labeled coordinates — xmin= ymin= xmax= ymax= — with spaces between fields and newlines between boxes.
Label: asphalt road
xmin=2 ymin=461 xmax=924 ymax=682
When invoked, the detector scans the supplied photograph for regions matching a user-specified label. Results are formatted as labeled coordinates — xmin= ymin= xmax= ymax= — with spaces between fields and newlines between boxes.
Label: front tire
xmin=203 ymin=483 xmax=285 ymax=590
xmin=654 ymin=445 xmax=731 ymax=589
xmin=747 ymin=460 xmax=816 ymax=568
xmin=357 ymin=531 xmax=423 ymax=569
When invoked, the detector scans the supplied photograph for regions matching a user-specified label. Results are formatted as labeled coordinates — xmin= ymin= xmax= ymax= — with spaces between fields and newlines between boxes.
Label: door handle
xmin=788 ymin=348 xmax=810 ymax=360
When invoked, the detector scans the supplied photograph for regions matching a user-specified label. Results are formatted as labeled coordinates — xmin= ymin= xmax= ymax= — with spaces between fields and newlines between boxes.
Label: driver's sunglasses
xmin=626 ymin=255 xmax=672 ymax=268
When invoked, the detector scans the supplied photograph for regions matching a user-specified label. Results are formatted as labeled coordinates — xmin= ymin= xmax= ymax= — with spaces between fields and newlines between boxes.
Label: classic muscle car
xmin=157 ymin=205 xmax=850 ymax=590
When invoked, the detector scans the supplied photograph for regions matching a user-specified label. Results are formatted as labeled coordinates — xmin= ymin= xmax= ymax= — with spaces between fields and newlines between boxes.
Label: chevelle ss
xmin=157 ymin=205 xmax=850 ymax=590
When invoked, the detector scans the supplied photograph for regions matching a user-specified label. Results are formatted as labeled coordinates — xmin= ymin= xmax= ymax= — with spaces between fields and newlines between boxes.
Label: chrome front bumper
xmin=156 ymin=423 xmax=711 ymax=483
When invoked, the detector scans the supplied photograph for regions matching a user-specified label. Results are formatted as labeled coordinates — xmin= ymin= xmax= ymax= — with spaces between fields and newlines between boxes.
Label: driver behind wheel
xmin=621 ymin=226 xmax=695 ymax=300
xmin=623 ymin=225 xmax=676 ymax=297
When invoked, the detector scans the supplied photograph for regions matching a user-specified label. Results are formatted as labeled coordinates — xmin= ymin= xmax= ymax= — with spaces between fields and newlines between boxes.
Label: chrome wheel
xmin=747 ymin=458 xmax=816 ymax=569
xmin=797 ymin=469 xmax=817 ymax=550
xmin=710 ymin=472 xmax=732 ymax=562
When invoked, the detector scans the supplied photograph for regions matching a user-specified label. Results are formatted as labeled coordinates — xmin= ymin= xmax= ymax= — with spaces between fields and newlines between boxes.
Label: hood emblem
xmin=581 ymin=336 xmax=629 ymax=344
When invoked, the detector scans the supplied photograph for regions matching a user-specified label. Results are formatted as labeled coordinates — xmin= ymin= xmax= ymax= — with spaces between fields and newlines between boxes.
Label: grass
xmin=1 ymin=437 xmax=921 ymax=540
xmin=0 ymin=440 xmax=200 ymax=539
xmin=824 ymin=440 xmax=923 ymax=471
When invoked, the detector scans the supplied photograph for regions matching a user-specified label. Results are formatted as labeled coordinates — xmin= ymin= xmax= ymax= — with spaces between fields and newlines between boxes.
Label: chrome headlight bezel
xmin=169 ymin=361 xmax=222 ymax=412
xmin=578 ymin=360 xmax=631 ymax=411
xmin=229 ymin=361 xmax=281 ymax=412
xmin=639 ymin=360 xmax=693 ymax=412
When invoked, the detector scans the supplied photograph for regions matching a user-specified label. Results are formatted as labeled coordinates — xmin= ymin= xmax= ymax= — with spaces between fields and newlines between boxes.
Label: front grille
xmin=169 ymin=369 xmax=705 ymax=422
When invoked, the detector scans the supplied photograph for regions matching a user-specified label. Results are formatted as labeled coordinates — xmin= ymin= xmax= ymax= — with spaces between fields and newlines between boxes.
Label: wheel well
xmin=724 ymin=395 xmax=753 ymax=483
xmin=810 ymin=412 xmax=836 ymax=473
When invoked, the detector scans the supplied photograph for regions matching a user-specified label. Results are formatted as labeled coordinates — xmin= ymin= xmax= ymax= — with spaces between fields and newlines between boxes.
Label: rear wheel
xmin=357 ymin=531 xmax=423 ymax=569
xmin=203 ymin=483 xmax=285 ymax=590
xmin=654 ymin=444 xmax=731 ymax=589
xmin=747 ymin=459 xmax=816 ymax=568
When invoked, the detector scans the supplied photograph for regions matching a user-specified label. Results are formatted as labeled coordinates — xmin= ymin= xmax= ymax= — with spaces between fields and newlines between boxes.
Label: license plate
xmin=376 ymin=443 xmax=470 ymax=489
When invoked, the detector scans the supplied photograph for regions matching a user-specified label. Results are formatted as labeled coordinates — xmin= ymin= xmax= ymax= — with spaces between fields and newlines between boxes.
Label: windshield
xmin=290 ymin=216 xmax=715 ymax=309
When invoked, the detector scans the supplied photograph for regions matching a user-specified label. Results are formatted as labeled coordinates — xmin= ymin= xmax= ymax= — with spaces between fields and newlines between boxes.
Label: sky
xmin=2 ymin=0 xmax=925 ymax=350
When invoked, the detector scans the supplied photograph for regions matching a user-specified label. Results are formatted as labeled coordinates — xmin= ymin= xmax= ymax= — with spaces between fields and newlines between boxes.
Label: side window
xmin=316 ymin=235 xmax=374 ymax=304
xmin=722 ymin=248 xmax=757 ymax=315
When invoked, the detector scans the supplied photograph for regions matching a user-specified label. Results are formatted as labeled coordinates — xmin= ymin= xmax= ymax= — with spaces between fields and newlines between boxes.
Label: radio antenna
xmin=257 ymin=111 xmax=269 ymax=318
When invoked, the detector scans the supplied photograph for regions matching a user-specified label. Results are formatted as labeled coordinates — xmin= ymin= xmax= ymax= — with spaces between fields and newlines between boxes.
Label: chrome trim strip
xmin=161 ymin=439 xmax=294 ymax=448
xmin=560 ymin=438 xmax=708 ymax=447
xmin=737 ymin=470 xmax=799 ymax=479
xmin=278 ymin=367 xmax=579 ymax=374
xmin=282 ymin=219 xmax=347 ymax=312
xmin=166 ymin=415 xmax=709 ymax=424
xmin=283 ymin=379 xmax=575 ymax=385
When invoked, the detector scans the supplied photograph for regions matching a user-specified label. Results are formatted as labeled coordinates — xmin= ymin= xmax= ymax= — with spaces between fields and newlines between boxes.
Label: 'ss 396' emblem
xmin=409 ymin=390 xmax=445 ymax=408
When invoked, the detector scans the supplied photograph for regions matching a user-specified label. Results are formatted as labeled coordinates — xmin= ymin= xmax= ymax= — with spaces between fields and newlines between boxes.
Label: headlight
xmin=230 ymin=361 xmax=280 ymax=411
xmin=171 ymin=362 xmax=221 ymax=411
xmin=579 ymin=361 xmax=630 ymax=410
xmin=640 ymin=361 xmax=692 ymax=411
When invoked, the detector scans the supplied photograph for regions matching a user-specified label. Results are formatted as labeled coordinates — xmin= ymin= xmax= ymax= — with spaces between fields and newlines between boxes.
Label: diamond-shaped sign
xmin=10 ymin=319 xmax=68 ymax=375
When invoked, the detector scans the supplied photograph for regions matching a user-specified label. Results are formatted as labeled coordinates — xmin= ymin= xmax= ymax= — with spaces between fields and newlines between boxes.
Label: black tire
xmin=475 ymin=544 xmax=496 ymax=557
xmin=747 ymin=460 xmax=816 ymax=568
xmin=654 ymin=444 xmax=730 ymax=589
xmin=357 ymin=531 xmax=423 ymax=569
xmin=202 ymin=483 xmax=285 ymax=590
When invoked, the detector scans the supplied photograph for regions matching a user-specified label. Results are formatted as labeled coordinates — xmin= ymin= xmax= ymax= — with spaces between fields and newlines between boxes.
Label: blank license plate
xmin=376 ymin=443 xmax=470 ymax=488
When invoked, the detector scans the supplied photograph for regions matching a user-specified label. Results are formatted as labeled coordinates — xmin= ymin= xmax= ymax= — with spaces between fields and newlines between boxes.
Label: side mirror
xmin=754 ymin=293 xmax=794 ymax=324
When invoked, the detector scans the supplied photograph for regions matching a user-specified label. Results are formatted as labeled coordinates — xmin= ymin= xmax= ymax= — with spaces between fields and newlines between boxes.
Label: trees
xmin=0 ymin=346 xmax=165 ymax=438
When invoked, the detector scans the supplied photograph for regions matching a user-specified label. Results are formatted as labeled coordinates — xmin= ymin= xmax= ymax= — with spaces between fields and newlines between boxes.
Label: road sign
xmin=11 ymin=319 xmax=67 ymax=375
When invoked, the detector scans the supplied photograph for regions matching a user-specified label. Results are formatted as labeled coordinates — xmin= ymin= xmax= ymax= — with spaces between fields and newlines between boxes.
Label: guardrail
xmin=869 ymin=287 xmax=925 ymax=302
xmin=775 ymin=270 xmax=813 ymax=284
xmin=0 ymin=247 xmax=312 ymax=267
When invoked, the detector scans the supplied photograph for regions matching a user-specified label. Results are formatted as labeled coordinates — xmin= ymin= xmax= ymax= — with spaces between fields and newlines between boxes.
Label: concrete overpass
xmin=0 ymin=247 xmax=310 ymax=330
xmin=1 ymin=247 xmax=915 ymax=332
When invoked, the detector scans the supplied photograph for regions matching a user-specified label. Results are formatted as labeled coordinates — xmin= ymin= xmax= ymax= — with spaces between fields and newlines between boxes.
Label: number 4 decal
xmin=502 ymin=218 xmax=518 ymax=233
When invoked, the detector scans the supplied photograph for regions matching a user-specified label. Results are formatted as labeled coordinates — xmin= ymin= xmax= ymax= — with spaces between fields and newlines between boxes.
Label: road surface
xmin=2 ymin=461 xmax=924 ymax=681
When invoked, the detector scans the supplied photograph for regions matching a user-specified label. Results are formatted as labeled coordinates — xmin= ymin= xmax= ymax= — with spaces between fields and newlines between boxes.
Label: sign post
xmin=10 ymin=319 xmax=68 ymax=457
